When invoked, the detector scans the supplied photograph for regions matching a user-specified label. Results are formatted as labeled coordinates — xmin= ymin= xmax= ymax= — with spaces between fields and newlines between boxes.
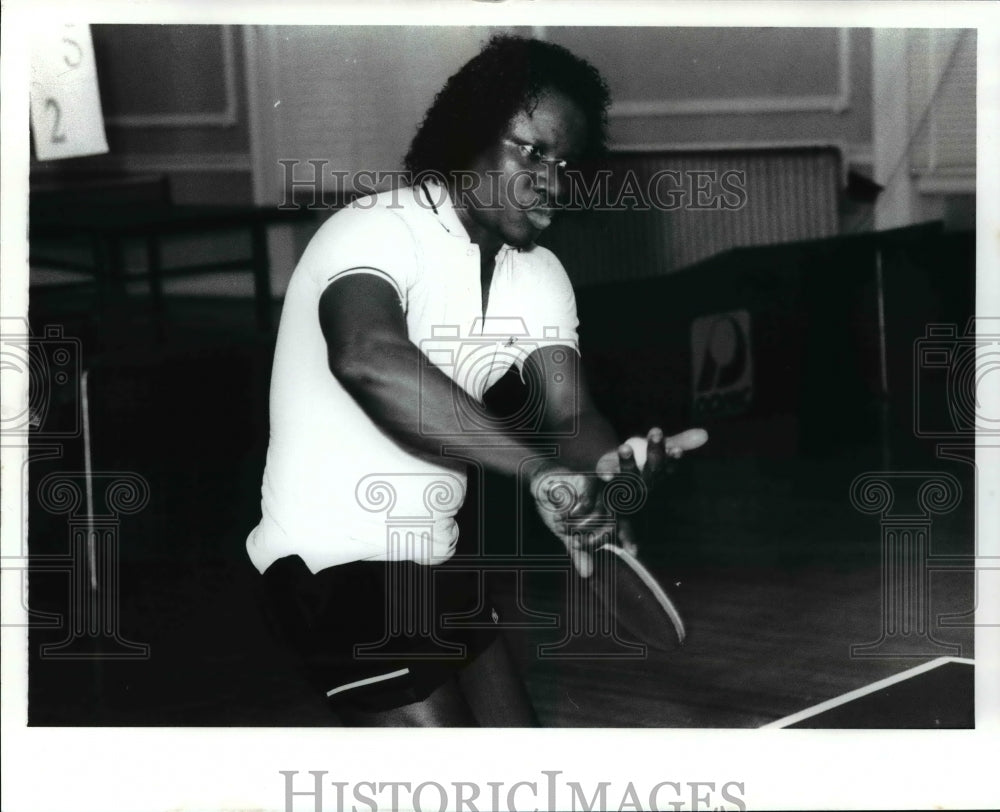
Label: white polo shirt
xmin=246 ymin=182 xmax=580 ymax=574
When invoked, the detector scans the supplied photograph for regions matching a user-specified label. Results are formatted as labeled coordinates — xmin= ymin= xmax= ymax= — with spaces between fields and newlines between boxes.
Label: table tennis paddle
xmin=552 ymin=427 xmax=704 ymax=651
xmin=586 ymin=541 xmax=686 ymax=652
xmin=582 ymin=428 xmax=703 ymax=650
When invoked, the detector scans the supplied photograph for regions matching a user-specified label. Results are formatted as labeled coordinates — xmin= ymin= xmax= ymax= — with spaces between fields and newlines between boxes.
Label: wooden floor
xmin=24 ymin=292 xmax=976 ymax=728
xmin=502 ymin=457 xmax=974 ymax=728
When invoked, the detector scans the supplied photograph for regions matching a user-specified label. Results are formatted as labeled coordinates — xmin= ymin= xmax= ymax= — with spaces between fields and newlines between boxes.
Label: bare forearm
xmin=333 ymin=335 xmax=554 ymax=481
xmin=523 ymin=346 xmax=621 ymax=472
xmin=546 ymin=407 xmax=621 ymax=472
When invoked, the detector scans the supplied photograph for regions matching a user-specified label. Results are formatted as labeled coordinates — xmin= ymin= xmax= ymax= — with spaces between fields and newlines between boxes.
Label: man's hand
xmin=596 ymin=427 xmax=709 ymax=482
xmin=530 ymin=466 xmax=617 ymax=578
xmin=530 ymin=427 xmax=707 ymax=576
xmin=592 ymin=426 xmax=709 ymax=556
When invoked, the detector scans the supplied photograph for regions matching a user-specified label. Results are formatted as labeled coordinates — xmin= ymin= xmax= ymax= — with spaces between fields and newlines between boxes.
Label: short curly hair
xmin=404 ymin=35 xmax=611 ymax=178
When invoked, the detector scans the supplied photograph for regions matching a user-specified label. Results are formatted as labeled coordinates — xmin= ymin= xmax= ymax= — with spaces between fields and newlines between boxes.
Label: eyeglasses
xmin=501 ymin=137 xmax=571 ymax=172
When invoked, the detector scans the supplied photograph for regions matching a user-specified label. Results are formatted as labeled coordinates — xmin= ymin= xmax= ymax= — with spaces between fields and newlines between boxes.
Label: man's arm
xmin=524 ymin=344 xmax=708 ymax=478
xmin=318 ymin=273 xmax=555 ymax=481
xmin=523 ymin=343 xmax=710 ymax=563
xmin=522 ymin=344 xmax=621 ymax=471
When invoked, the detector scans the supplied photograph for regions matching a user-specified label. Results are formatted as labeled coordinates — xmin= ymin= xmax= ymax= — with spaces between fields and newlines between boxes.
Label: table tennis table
xmin=762 ymin=657 xmax=974 ymax=728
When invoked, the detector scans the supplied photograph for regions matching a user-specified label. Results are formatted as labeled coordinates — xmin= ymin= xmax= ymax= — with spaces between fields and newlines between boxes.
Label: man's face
xmin=457 ymin=87 xmax=588 ymax=251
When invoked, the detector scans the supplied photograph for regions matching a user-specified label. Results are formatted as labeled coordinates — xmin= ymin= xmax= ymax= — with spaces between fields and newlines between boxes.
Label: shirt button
xmin=466 ymin=249 xmax=474 ymax=257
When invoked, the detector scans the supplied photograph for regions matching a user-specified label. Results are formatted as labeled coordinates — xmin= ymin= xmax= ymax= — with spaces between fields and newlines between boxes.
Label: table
xmin=761 ymin=657 xmax=974 ymax=728
xmin=30 ymin=202 xmax=314 ymax=335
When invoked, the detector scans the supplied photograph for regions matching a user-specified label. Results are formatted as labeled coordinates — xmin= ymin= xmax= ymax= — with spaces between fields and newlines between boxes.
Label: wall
xmin=872 ymin=28 xmax=976 ymax=231
xmin=31 ymin=24 xmax=254 ymax=205
xmin=246 ymin=26 xmax=873 ymax=196
xmin=45 ymin=26 xmax=978 ymax=296
xmin=245 ymin=26 xmax=493 ymax=204
xmin=245 ymin=26 xmax=876 ymax=293
xmin=30 ymin=26 xmax=885 ymax=208
xmin=548 ymin=27 xmax=872 ymax=168
xmin=29 ymin=25 xmax=261 ymax=297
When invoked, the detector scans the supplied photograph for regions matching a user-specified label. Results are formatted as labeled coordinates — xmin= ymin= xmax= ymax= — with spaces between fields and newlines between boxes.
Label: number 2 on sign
xmin=45 ymin=98 xmax=66 ymax=144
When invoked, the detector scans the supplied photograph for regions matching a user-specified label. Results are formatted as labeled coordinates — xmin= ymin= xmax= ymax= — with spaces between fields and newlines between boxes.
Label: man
xmin=247 ymin=35 xmax=705 ymax=726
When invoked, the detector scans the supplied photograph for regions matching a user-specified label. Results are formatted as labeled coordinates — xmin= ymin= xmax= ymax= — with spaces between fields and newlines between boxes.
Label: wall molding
xmin=915 ymin=172 xmax=975 ymax=195
xmin=610 ymin=138 xmax=874 ymax=187
xmin=612 ymin=138 xmax=853 ymax=154
xmin=846 ymin=148 xmax=874 ymax=169
xmin=103 ymin=25 xmax=239 ymax=128
xmin=609 ymin=28 xmax=851 ymax=118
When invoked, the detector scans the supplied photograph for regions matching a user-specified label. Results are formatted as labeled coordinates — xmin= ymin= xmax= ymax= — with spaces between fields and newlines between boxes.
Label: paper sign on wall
xmin=29 ymin=24 xmax=109 ymax=161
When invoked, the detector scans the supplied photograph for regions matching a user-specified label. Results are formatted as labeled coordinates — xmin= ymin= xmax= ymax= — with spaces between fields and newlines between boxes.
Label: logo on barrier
xmin=691 ymin=310 xmax=753 ymax=419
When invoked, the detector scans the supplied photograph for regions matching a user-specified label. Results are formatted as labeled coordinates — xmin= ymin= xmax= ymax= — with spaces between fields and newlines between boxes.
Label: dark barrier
xmin=574 ymin=222 xmax=975 ymax=463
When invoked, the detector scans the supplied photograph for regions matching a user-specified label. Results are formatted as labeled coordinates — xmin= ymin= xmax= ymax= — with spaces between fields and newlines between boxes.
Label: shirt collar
xmin=418 ymin=179 xmax=520 ymax=259
xmin=419 ymin=179 xmax=472 ymax=242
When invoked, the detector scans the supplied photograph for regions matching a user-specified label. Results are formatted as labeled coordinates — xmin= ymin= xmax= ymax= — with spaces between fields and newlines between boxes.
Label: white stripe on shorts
xmin=326 ymin=667 xmax=411 ymax=698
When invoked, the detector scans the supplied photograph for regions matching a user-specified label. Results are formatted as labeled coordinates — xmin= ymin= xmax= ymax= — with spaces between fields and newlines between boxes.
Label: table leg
xmin=146 ymin=236 xmax=166 ymax=342
xmin=90 ymin=235 xmax=126 ymax=347
xmin=89 ymin=234 xmax=110 ymax=333
xmin=250 ymin=223 xmax=273 ymax=332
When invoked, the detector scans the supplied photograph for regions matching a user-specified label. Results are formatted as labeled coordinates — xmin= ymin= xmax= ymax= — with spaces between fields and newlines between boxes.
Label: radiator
xmin=540 ymin=147 xmax=841 ymax=286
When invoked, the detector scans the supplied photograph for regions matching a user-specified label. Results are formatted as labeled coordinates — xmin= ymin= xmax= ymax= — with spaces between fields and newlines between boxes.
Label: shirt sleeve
xmin=523 ymin=245 xmax=580 ymax=355
xmin=296 ymin=200 xmax=419 ymax=308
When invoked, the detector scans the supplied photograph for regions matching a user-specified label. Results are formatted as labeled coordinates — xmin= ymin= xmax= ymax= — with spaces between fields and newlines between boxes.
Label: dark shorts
xmin=257 ymin=552 xmax=501 ymax=712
